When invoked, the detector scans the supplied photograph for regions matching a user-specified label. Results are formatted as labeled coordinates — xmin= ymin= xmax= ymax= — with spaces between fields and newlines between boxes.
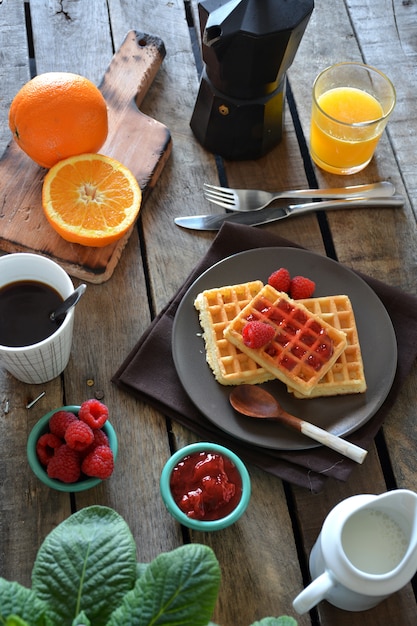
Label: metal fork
xmin=203 ymin=181 xmax=396 ymax=212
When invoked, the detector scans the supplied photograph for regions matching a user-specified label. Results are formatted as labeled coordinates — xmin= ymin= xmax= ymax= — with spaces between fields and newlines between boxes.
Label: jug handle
xmin=292 ymin=572 xmax=334 ymax=615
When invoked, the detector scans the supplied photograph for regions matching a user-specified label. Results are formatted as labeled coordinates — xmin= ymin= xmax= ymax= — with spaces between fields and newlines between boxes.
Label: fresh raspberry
xmin=36 ymin=433 xmax=63 ymax=466
xmin=90 ymin=427 xmax=109 ymax=448
xmin=49 ymin=410 xmax=77 ymax=438
xmin=47 ymin=444 xmax=81 ymax=483
xmin=268 ymin=267 xmax=291 ymax=293
xmin=81 ymin=445 xmax=114 ymax=479
xmin=81 ymin=428 xmax=109 ymax=458
xmin=289 ymin=276 xmax=316 ymax=299
xmin=242 ymin=321 xmax=275 ymax=349
xmin=79 ymin=399 xmax=109 ymax=429
xmin=64 ymin=420 xmax=94 ymax=451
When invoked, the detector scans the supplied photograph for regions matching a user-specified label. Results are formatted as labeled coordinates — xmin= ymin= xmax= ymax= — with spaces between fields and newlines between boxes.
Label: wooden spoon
xmin=229 ymin=385 xmax=367 ymax=464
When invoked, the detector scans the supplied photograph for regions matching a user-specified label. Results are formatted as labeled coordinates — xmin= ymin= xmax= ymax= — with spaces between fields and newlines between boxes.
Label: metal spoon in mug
xmin=229 ymin=385 xmax=367 ymax=464
xmin=50 ymin=284 xmax=87 ymax=322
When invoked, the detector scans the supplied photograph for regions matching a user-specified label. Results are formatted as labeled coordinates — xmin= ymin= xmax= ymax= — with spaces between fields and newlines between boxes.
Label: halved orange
xmin=42 ymin=153 xmax=142 ymax=247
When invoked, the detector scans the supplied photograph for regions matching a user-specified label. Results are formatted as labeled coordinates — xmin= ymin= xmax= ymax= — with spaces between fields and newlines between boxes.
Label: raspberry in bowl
xmin=160 ymin=442 xmax=251 ymax=531
xmin=27 ymin=401 xmax=118 ymax=492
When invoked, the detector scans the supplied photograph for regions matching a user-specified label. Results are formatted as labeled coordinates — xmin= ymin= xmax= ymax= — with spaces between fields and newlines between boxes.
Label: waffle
xmin=223 ymin=284 xmax=348 ymax=396
xmin=194 ymin=281 xmax=275 ymax=385
xmin=287 ymin=294 xmax=366 ymax=398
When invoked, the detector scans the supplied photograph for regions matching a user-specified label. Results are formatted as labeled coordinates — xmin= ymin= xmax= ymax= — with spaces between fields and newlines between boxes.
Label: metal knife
xmin=174 ymin=196 xmax=404 ymax=231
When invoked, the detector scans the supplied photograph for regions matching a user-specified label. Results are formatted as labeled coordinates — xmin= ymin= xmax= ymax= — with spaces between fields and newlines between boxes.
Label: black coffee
xmin=0 ymin=280 xmax=64 ymax=347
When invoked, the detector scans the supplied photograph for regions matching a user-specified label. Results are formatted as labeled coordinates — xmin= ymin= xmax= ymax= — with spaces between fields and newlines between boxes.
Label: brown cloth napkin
xmin=112 ymin=222 xmax=417 ymax=491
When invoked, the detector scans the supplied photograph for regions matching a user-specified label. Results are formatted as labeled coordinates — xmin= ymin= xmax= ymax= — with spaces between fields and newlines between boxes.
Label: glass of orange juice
xmin=310 ymin=62 xmax=396 ymax=175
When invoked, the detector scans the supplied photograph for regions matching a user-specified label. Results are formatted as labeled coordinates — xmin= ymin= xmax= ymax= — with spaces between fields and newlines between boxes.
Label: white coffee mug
xmin=0 ymin=253 xmax=75 ymax=384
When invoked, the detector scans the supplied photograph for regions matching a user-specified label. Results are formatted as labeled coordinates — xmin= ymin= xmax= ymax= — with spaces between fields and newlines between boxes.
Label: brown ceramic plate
xmin=172 ymin=248 xmax=397 ymax=450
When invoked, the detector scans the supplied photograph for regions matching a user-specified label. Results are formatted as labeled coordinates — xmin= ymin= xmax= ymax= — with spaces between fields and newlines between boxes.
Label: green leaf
xmin=71 ymin=610 xmax=91 ymax=625
xmin=0 ymin=578 xmax=49 ymax=625
xmin=136 ymin=563 xmax=148 ymax=579
xmin=108 ymin=544 xmax=221 ymax=625
xmin=251 ymin=618 xmax=298 ymax=626
xmin=5 ymin=617 xmax=29 ymax=626
xmin=31 ymin=506 xmax=137 ymax=626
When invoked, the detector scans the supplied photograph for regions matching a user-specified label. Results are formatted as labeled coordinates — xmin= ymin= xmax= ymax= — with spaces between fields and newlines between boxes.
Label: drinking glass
xmin=310 ymin=62 xmax=396 ymax=175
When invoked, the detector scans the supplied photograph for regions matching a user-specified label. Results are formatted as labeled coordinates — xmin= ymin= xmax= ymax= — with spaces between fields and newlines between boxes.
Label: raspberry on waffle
xmin=194 ymin=281 xmax=275 ymax=385
xmin=223 ymin=285 xmax=347 ymax=396
xmin=287 ymin=294 xmax=366 ymax=398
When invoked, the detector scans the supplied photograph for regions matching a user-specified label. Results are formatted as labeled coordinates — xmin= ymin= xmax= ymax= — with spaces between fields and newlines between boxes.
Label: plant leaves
xmin=136 ymin=563 xmax=148 ymax=579
xmin=0 ymin=578 xmax=49 ymax=625
xmin=251 ymin=618 xmax=298 ymax=626
xmin=5 ymin=617 xmax=29 ymax=626
xmin=108 ymin=544 xmax=221 ymax=625
xmin=31 ymin=506 xmax=137 ymax=626
xmin=72 ymin=610 xmax=91 ymax=625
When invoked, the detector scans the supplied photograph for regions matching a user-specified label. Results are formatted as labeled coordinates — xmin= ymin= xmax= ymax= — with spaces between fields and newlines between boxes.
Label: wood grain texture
xmin=0 ymin=1 xmax=72 ymax=588
xmin=1 ymin=1 xmax=417 ymax=624
xmin=109 ymin=3 xmax=313 ymax=625
xmin=287 ymin=2 xmax=417 ymax=624
xmin=289 ymin=0 xmax=417 ymax=289
xmin=0 ymin=1 xmax=30 ymax=151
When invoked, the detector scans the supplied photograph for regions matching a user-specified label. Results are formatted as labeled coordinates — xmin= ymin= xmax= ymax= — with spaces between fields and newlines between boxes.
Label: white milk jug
xmin=293 ymin=489 xmax=417 ymax=613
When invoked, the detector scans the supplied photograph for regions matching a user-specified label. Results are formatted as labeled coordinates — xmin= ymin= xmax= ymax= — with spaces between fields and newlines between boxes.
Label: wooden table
xmin=1 ymin=1 xmax=417 ymax=624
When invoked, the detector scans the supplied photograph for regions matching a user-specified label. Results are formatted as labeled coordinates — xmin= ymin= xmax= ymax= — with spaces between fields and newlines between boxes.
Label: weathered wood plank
xmin=25 ymin=0 xmax=186 ymax=562
xmin=68 ymin=230 xmax=184 ymax=561
xmin=29 ymin=0 xmax=113 ymax=84
xmin=0 ymin=380 xmax=71 ymax=587
xmin=186 ymin=1 xmax=417 ymax=623
xmin=287 ymin=2 xmax=417 ymax=623
xmin=109 ymin=3 xmax=318 ymax=625
xmin=108 ymin=3 xmax=312 ymax=625
xmin=1 ymin=2 xmax=416 ymax=624
xmin=289 ymin=0 xmax=417 ymax=500
xmin=343 ymin=0 xmax=417 ymax=197
xmin=289 ymin=0 xmax=417 ymax=285
xmin=0 ymin=0 xmax=177 ymax=587
xmin=109 ymin=0 xmax=220 ymax=308
xmin=0 ymin=2 xmax=30 ymax=153
xmin=0 ymin=0 xmax=71 ymax=588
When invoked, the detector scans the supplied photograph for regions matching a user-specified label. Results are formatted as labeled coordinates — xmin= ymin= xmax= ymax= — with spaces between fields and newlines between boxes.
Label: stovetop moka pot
xmin=190 ymin=0 xmax=314 ymax=160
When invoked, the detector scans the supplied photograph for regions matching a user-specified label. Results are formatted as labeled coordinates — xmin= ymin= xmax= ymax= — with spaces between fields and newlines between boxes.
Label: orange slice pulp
xmin=42 ymin=153 xmax=142 ymax=247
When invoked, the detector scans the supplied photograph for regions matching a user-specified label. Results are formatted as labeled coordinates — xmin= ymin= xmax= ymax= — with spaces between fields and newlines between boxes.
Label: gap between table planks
xmin=0 ymin=30 xmax=172 ymax=284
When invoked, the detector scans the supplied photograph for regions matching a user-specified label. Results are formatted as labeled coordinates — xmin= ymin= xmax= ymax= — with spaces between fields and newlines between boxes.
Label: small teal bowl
xmin=27 ymin=405 xmax=118 ymax=492
xmin=160 ymin=442 xmax=251 ymax=531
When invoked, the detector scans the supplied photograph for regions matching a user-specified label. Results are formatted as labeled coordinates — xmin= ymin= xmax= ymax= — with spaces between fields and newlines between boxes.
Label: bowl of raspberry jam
xmin=27 ymin=404 xmax=118 ymax=492
xmin=160 ymin=442 xmax=251 ymax=530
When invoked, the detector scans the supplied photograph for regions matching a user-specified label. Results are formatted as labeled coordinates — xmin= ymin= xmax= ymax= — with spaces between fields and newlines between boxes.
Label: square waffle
xmin=194 ymin=281 xmax=275 ymax=385
xmin=287 ymin=294 xmax=366 ymax=398
xmin=223 ymin=284 xmax=347 ymax=396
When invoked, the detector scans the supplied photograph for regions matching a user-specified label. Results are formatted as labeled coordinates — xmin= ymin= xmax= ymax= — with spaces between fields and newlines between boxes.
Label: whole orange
xmin=8 ymin=72 xmax=108 ymax=169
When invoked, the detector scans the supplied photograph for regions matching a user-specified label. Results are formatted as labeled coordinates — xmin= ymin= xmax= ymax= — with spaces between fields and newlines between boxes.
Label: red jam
xmin=244 ymin=296 xmax=335 ymax=373
xmin=170 ymin=451 xmax=243 ymax=521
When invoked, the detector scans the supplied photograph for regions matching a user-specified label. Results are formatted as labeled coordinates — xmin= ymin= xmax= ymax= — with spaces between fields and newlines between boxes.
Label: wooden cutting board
xmin=0 ymin=30 xmax=172 ymax=283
